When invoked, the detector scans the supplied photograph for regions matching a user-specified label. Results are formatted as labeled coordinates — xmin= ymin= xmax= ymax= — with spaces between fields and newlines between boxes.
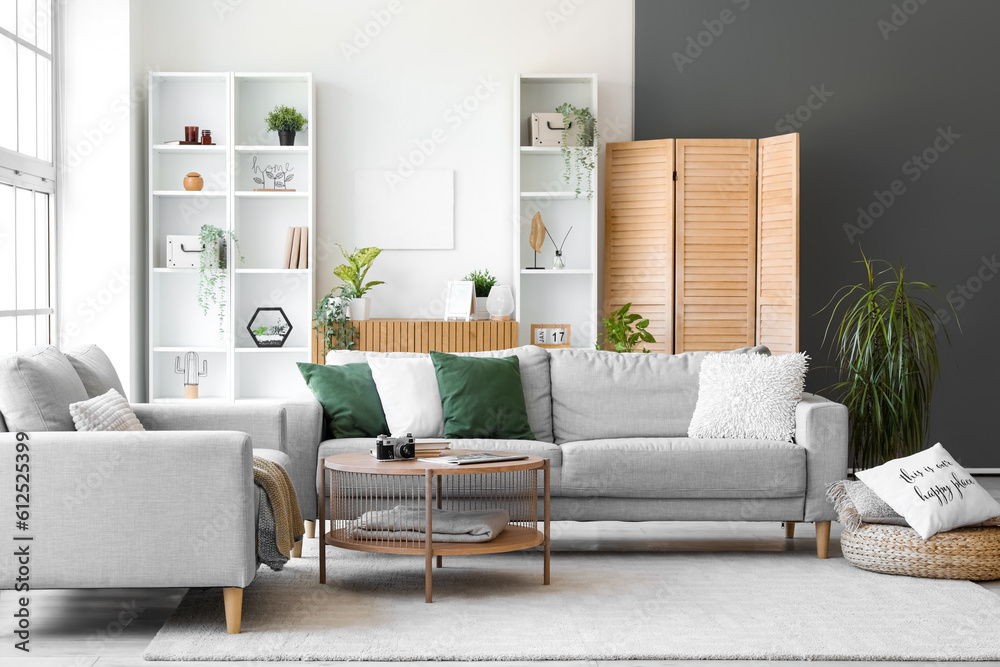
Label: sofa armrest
xmin=131 ymin=403 xmax=285 ymax=451
xmin=277 ymin=399 xmax=324 ymax=521
xmin=0 ymin=431 xmax=256 ymax=590
xmin=795 ymin=392 xmax=849 ymax=521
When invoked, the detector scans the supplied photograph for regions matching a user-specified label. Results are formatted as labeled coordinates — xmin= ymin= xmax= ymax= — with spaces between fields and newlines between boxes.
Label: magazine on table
xmin=418 ymin=452 xmax=529 ymax=465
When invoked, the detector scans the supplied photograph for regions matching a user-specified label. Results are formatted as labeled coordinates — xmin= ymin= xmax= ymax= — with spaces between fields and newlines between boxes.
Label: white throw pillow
xmin=687 ymin=351 xmax=808 ymax=442
xmin=69 ymin=389 xmax=145 ymax=432
xmin=855 ymin=443 xmax=1000 ymax=539
xmin=367 ymin=357 xmax=444 ymax=438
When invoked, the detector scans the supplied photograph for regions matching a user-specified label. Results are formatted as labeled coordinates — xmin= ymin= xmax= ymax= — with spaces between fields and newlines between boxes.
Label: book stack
xmin=414 ymin=440 xmax=450 ymax=458
xmin=283 ymin=227 xmax=309 ymax=269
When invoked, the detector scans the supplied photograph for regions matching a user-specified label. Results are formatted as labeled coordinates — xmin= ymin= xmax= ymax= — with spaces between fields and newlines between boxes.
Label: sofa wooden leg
xmin=816 ymin=521 xmax=831 ymax=559
xmin=784 ymin=521 xmax=795 ymax=539
xmin=223 ymin=587 xmax=243 ymax=634
xmin=291 ymin=539 xmax=302 ymax=558
xmin=305 ymin=520 xmax=316 ymax=539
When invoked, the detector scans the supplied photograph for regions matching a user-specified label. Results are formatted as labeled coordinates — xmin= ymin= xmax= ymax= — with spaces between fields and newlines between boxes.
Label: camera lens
xmin=397 ymin=442 xmax=415 ymax=459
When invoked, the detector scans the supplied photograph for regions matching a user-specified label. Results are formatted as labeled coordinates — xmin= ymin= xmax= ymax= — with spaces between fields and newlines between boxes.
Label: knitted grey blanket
xmin=352 ymin=505 xmax=510 ymax=543
xmin=257 ymin=490 xmax=287 ymax=571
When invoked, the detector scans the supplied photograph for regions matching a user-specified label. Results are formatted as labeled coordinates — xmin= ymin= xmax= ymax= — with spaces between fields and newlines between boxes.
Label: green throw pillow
xmin=296 ymin=362 xmax=389 ymax=439
xmin=429 ymin=351 xmax=535 ymax=440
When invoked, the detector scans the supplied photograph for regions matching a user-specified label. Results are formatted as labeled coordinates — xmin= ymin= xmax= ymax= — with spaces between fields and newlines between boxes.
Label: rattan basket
xmin=841 ymin=523 xmax=1000 ymax=581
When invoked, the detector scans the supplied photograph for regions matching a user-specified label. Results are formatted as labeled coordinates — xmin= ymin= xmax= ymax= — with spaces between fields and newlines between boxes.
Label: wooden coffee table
xmin=318 ymin=451 xmax=550 ymax=602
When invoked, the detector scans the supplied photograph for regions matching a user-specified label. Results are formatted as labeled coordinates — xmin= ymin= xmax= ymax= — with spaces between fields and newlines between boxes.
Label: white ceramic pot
xmin=475 ymin=297 xmax=490 ymax=320
xmin=348 ymin=297 xmax=371 ymax=320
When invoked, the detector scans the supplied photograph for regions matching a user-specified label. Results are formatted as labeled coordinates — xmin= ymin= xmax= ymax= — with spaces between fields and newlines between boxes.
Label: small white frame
xmin=443 ymin=281 xmax=475 ymax=322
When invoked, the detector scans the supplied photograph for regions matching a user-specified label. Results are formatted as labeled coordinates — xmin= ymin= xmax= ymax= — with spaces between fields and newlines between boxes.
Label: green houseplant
xmin=555 ymin=102 xmax=599 ymax=200
xmin=197 ymin=224 xmax=243 ymax=337
xmin=265 ymin=104 xmax=308 ymax=146
xmin=822 ymin=254 xmax=953 ymax=471
xmin=597 ymin=302 xmax=655 ymax=353
xmin=463 ymin=269 xmax=497 ymax=320
xmin=314 ymin=284 xmax=357 ymax=355
xmin=333 ymin=245 xmax=384 ymax=321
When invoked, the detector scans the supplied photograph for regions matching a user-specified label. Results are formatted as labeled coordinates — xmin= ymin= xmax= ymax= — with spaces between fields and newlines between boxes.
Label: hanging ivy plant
xmin=197 ymin=224 xmax=243 ymax=338
xmin=555 ymin=103 xmax=599 ymax=200
xmin=313 ymin=284 xmax=357 ymax=354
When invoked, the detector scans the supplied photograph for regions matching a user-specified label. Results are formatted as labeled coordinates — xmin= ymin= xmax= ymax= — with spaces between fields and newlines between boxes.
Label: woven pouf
xmin=841 ymin=523 xmax=1000 ymax=581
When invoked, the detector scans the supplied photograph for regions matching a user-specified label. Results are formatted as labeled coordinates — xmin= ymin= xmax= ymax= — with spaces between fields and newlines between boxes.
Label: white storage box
xmin=167 ymin=235 xmax=219 ymax=269
xmin=531 ymin=112 xmax=582 ymax=147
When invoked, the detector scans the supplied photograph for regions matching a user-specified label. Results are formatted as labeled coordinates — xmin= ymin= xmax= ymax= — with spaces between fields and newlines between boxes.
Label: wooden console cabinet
xmin=311 ymin=319 xmax=519 ymax=363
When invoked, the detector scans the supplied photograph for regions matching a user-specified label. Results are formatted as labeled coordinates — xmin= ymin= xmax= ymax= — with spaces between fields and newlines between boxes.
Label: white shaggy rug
xmin=144 ymin=545 xmax=1000 ymax=661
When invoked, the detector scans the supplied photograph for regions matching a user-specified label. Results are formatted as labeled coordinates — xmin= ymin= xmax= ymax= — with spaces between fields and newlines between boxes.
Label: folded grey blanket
xmin=352 ymin=505 xmax=509 ymax=543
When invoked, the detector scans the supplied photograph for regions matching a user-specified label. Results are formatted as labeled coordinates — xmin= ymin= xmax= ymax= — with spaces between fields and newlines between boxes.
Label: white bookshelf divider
xmin=147 ymin=72 xmax=315 ymax=402
xmin=513 ymin=74 xmax=599 ymax=348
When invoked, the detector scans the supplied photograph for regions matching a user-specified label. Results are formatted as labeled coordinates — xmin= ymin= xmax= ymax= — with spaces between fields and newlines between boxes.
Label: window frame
xmin=0 ymin=0 xmax=57 ymax=350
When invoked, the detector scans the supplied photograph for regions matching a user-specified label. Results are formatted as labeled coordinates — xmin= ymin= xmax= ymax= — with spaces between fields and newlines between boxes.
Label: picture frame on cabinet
xmin=443 ymin=281 xmax=475 ymax=322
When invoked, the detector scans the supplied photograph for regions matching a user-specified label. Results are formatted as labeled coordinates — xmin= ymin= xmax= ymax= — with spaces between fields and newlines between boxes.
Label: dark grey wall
xmin=635 ymin=0 xmax=1000 ymax=467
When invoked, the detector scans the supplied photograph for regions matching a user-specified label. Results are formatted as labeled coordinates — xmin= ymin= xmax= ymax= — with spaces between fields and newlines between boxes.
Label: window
xmin=0 ymin=0 xmax=55 ymax=352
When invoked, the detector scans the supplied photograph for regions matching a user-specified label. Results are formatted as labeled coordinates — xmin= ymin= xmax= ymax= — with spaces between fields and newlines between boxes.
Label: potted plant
xmin=822 ymin=254 xmax=953 ymax=471
xmin=314 ymin=285 xmax=357 ymax=355
xmin=197 ymin=224 xmax=243 ymax=338
xmin=463 ymin=269 xmax=497 ymax=320
xmin=555 ymin=102 xmax=599 ymax=200
xmin=265 ymin=104 xmax=308 ymax=146
xmin=333 ymin=245 xmax=384 ymax=320
xmin=597 ymin=302 xmax=655 ymax=353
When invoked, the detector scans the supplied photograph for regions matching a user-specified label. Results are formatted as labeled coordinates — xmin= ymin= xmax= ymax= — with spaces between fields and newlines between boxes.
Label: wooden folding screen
xmin=604 ymin=140 xmax=675 ymax=352
xmin=602 ymin=133 xmax=799 ymax=354
xmin=755 ymin=134 xmax=800 ymax=355
xmin=674 ymin=139 xmax=758 ymax=352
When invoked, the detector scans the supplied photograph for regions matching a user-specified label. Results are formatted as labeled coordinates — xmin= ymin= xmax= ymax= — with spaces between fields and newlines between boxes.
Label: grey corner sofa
xmin=300 ymin=345 xmax=849 ymax=558
xmin=0 ymin=344 xmax=322 ymax=634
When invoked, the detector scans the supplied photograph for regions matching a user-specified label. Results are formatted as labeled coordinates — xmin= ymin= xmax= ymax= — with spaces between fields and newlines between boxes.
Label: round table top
xmin=323 ymin=450 xmax=545 ymax=476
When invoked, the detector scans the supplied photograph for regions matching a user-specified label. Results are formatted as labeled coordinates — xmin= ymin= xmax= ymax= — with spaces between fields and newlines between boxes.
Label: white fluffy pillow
xmin=855 ymin=443 xmax=1000 ymax=539
xmin=367 ymin=357 xmax=444 ymax=438
xmin=69 ymin=389 xmax=145 ymax=432
xmin=687 ymin=352 xmax=808 ymax=442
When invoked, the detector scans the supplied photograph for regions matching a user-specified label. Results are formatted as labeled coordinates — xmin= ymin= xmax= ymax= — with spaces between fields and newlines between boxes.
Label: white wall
xmin=136 ymin=0 xmax=633 ymax=319
xmin=58 ymin=0 xmax=144 ymax=397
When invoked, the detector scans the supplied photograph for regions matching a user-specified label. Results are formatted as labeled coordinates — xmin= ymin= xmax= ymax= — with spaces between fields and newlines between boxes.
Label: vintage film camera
xmin=374 ymin=433 xmax=416 ymax=460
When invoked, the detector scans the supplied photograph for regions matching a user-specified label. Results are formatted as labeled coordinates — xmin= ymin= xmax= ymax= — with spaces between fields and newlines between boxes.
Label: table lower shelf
xmin=325 ymin=524 xmax=544 ymax=556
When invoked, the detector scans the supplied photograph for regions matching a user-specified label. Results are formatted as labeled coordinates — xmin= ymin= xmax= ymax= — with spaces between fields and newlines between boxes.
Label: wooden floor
xmin=3 ymin=476 xmax=999 ymax=667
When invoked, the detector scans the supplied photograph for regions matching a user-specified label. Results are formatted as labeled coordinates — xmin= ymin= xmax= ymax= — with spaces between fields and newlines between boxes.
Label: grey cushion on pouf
xmin=0 ymin=346 xmax=89 ymax=431
xmin=64 ymin=344 xmax=127 ymax=400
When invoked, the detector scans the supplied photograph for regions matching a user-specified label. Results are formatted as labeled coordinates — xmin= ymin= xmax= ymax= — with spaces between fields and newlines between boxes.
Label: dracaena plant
xmin=821 ymin=253 xmax=954 ymax=471
xmin=333 ymin=245 xmax=384 ymax=297
xmin=597 ymin=302 xmax=655 ymax=353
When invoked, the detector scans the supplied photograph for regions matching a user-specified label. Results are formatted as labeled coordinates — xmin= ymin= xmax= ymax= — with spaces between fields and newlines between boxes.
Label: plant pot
xmin=475 ymin=297 xmax=490 ymax=320
xmin=278 ymin=131 xmax=296 ymax=146
xmin=349 ymin=297 xmax=371 ymax=320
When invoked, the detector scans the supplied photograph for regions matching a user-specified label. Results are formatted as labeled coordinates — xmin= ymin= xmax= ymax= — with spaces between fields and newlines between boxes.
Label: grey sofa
xmin=303 ymin=345 xmax=849 ymax=558
xmin=0 ymin=345 xmax=321 ymax=633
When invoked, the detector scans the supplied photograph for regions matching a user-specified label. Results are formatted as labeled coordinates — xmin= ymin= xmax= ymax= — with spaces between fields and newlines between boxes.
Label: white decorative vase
xmin=348 ymin=297 xmax=371 ymax=320
xmin=475 ymin=297 xmax=489 ymax=320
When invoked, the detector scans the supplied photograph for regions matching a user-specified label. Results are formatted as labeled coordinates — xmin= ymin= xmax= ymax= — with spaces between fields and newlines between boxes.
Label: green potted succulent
xmin=597 ymin=302 xmax=655 ymax=353
xmin=265 ymin=104 xmax=308 ymax=146
xmin=333 ymin=245 xmax=384 ymax=320
xmin=822 ymin=254 xmax=953 ymax=471
xmin=463 ymin=269 xmax=497 ymax=320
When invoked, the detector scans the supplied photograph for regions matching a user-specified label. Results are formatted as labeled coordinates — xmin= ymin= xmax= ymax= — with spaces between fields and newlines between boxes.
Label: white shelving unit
xmin=513 ymin=74 xmax=599 ymax=348
xmin=147 ymin=72 xmax=315 ymax=403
